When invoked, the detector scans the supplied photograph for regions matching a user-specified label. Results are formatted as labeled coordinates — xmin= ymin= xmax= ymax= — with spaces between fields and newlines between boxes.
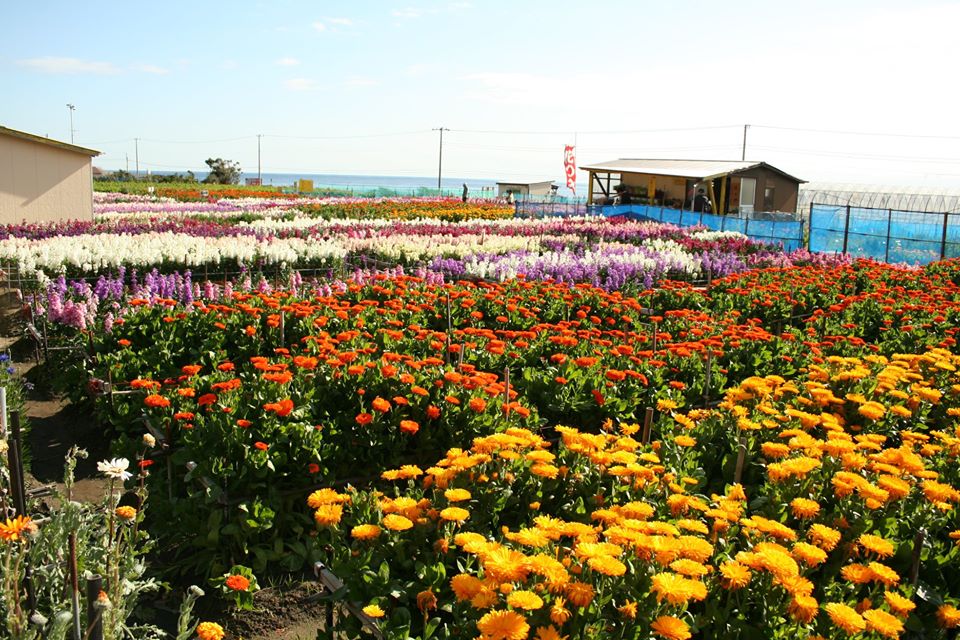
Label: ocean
xmin=155 ymin=171 xmax=583 ymax=198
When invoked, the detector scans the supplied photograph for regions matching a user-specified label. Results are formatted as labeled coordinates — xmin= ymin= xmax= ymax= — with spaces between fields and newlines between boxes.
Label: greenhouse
xmin=799 ymin=182 xmax=960 ymax=213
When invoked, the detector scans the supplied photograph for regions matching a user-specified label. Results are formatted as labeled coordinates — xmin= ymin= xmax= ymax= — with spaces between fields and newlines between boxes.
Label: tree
xmin=203 ymin=158 xmax=242 ymax=185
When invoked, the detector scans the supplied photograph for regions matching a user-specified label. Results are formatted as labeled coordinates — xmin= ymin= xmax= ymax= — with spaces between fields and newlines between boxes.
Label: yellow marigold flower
xmin=506 ymin=590 xmax=543 ymax=610
xmin=564 ymin=581 xmax=595 ymax=608
xmin=883 ymin=591 xmax=915 ymax=618
xmin=650 ymin=615 xmax=692 ymax=640
xmin=719 ymin=561 xmax=751 ymax=590
xmin=306 ymin=488 xmax=349 ymax=508
xmin=575 ymin=541 xmax=622 ymax=559
xmin=587 ymin=555 xmax=627 ymax=577
xmin=381 ymin=514 xmax=414 ymax=531
xmin=115 ymin=506 xmax=137 ymax=522
xmin=790 ymin=498 xmax=820 ymax=519
xmin=195 ymin=622 xmax=225 ymax=640
xmin=792 ymin=542 xmax=828 ymax=567
xmin=476 ymin=609 xmax=529 ymax=640
xmin=825 ymin=602 xmax=867 ymax=634
xmin=471 ymin=585 xmax=498 ymax=610
xmin=440 ymin=507 xmax=470 ymax=523
xmin=650 ymin=572 xmax=707 ymax=606
xmin=788 ymin=594 xmax=818 ymax=623
xmin=483 ymin=546 xmax=531 ymax=583
xmin=444 ymin=488 xmax=471 ymax=502
xmin=867 ymin=562 xmax=900 ymax=587
xmin=863 ymin=608 xmax=904 ymax=638
xmin=669 ymin=559 xmax=708 ymax=578
xmin=351 ymin=524 xmax=381 ymax=541
xmin=858 ymin=533 xmax=895 ymax=558
xmin=549 ymin=597 xmax=572 ymax=625
xmin=673 ymin=435 xmax=696 ymax=447
xmin=313 ymin=504 xmax=343 ymax=527
xmin=808 ymin=523 xmax=842 ymax=551
xmin=761 ymin=442 xmax=791 ymax=459
xmin=506 ymin=527 xmax=550 ymax=548
xmin=362 ymin=604 xmax=385 ymax=618
xmin=938 ymin=604 xmax=960 ymax=628
xmin=858 ymin=402 xmax=886 ymax=420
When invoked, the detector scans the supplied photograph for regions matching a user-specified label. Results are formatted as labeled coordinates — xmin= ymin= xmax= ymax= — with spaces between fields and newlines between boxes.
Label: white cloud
xmin=392 ymin=7 xmax=422 ymax=19
xmin=345 ymin=76 xmax=377 ymax=88
xmin=17 ymin=57 xmax=119 ymax=75
xmin=276 ymin=57 xmax=300 ymax=66
xmin=312 ymin=21 xmax=327 ymax=31
xmin=405 ymin=63 xmax=435 ymax=77
xmin=448 ymin=1 xmax=473 ymax=9
xmin=327 ymin=17 xmax=353 ymax=25
xmin=130 ymin=64 xmax=169 ymax=75
xmin=284 ymin=78 xmax=318 ymax=91
xmin=221 ymin=59 xmax=239 ymax=70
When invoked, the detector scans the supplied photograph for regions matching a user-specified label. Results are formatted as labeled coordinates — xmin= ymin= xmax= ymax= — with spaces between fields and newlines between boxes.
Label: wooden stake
xmin=641 ymin=407 xmax=654 ymax=445
xmin=733 ymin=434 xmax=747 ymax=484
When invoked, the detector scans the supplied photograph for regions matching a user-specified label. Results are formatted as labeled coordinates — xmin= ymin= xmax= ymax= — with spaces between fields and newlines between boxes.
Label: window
xmin=764 ymin=186 xmax=776 ymax=211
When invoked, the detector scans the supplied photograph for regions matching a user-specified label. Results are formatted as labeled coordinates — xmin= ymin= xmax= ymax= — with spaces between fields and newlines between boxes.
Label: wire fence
xmin=513 ymin=201 xmax=805 ymax=250
xmin=808 ymin=203 xmax=960 ymax=265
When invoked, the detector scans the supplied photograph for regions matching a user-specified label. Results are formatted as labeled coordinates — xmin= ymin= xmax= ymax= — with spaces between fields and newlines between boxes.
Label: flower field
xmin=5 ymin=190 xmax=960 ymax=638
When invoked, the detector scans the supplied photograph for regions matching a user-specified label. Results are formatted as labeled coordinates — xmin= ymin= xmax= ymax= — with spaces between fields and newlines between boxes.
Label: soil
xmin=1 ymin=296 xmax=328 ymax=640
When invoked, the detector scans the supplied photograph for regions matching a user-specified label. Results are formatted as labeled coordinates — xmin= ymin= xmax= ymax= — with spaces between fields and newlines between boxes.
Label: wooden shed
xmin=580 ymin=159 xmax=804 ymax=214
xmin=0 ymin=125 xmax=100 ymax=223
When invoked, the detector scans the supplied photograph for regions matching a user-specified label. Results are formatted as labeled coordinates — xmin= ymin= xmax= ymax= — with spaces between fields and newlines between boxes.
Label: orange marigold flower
xmin=114 ymin=506 xmax=137 ymax=522
xmin=351 ymin=524 xmax=381 ymax=541
xmin=884 ymin=591 xmax=915 ymax=618
xmin=549 ymin=597 xmax=572 ymax=625
xmin=719 ymin=561 xmax=751 ymax=590
xmin=790 ymin=498 xmax=820 ymax=519
xmin=440 ymin=507 xmax=470 ymax=523
xmin=371 ymin=397 xmax=391 ymax=413
xmin=808 ymin=523 xmax=842 ymax=551
xmin=356 ymin=412 xmax=373 ymax=425
xmin=788 ymin=594 xmax=818 ymax=623
xmin=863 ymin=608 xmax=904 ymax=638
xmin=451 ymin=574 xmax=484 ymax=601
xmin=650 ymin=615 xmax=691 ymax=640
xmin=313 ymin=504 xmax=343 ymax=527
xmin=400 ymin=420 xmax=420 ymax=435
xmin=858 ymin=534 xmax=895 ymax=559
xmin=225 ymin=574 xmax=251 ymax=591
xmin=477 ymin=610 xmax=529 ymax=640
xmin=0 ymin=515 xmax=36 ymax=542
xmin=938 ymin=604 xmax=960 ymax=628
xmin=362 ymin=604 xmax=385 ymax=618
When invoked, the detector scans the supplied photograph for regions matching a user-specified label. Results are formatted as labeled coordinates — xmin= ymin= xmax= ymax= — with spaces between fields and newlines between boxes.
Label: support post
xmin=733 ymin=434 xmax=747 ymax=484
xmin=641 ymin=407 xmax=654 ymax=445
xmin=841 ymin=204 xmax=851 ymax=254
xmin=70 ymin=534 xmax=81 ymax=640
xmin=941 ymin=211 xmax=950 ymax=260
xmin=85 ymin=575 xmax=104 ymax=640
xmin=885 ymin=208 xmax=893 ymax=262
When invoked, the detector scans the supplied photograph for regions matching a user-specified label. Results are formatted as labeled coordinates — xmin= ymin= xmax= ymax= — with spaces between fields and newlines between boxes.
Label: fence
xmin=514 ymin=201 xmax=805 ymax=250
xmin=808 ymin=203 xmax=960 ymax=265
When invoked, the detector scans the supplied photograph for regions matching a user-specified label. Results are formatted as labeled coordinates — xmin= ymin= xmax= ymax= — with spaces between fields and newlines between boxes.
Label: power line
xmin=753 ymin=124 xmax=960 ymax=141
xmin=449 ymin=125 xmax=740 ymax=135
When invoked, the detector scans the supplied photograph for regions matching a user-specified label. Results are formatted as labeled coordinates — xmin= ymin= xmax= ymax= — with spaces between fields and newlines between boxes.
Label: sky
xmin=4 ymin=0 xmax=960 ymax=189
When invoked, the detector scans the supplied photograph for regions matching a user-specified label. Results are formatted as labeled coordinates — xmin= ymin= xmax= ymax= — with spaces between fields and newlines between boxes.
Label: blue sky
xmin=4 ymin=0 xmax=960 ymax=188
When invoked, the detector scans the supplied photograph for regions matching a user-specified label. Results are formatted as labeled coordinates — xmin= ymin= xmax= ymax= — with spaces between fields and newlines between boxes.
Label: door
xmin=739 ymin=177 xmax=756 ymax=214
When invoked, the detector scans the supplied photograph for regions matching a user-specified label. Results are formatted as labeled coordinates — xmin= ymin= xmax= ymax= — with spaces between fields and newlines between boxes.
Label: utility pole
xmin=741 ymin=124 xmax=749 ymax=161
xmin=134 ymin=138 xmax=140 ymax=178
xmin=257 ymin=134 xmax=262 ymax=184
xmin=66 ymin=104 xmax=76 ymax=143
xmin=432 ymin=127 xmax=449 ymax=191
xmin=125 ymin=153 xmax=129 ymax=172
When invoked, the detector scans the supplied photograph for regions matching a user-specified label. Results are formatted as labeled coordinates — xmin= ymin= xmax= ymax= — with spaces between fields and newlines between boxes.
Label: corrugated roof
xmin=0 ymin=126 xmax=100 ymax=157
xmin=579 ymin=158 xmax=803 ymax=183
xmin=495 ymin=180 xmax=556 ymax=187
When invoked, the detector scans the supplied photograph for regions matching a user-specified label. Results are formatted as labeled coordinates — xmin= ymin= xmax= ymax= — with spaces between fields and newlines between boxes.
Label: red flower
xmin=225 ymin=574 xmax=251 ymax=591
xmin=356 ymin=412 xmax=373 ymax=425
xmin=426 ymin=405 xmax=441 ymax=419
xmin=236 ymin=419 xmax=252 ymax=428
xmin=308 ymin=463 xmax=320 ymax=474
xmin=139 ymin=459 xmax=154 ymax=469
xmin=371 ymin=397 xmax=391 ymax=413
xmin=217 ymin=362 xmax=235 ymax=372
xmin=144 ymin=394 xmax=170 ymax=408
xmin=254 ymin=441 xmax=269 ymax=451
xmin=181 ymin=365 xmax=202 ymax=376
xmin=197 ymin=393 xmax=218 ymax=406
xmin=592 ymin=389 xmax=605 ymax=406
xmin=400 ymin=420 xmax=420 ymax=435
xmin=263 ymin=398 xmax=294 ymax=417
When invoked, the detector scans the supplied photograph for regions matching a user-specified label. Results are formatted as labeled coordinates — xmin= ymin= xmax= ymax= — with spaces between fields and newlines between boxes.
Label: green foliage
xmin=202 ymin=158 xmax=242 ymax=185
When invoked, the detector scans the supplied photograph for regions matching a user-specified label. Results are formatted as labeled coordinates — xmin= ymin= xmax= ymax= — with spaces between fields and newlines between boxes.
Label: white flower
xmin=97 ymin=457 xmax=132 ymax=481
xmin=142 ymin=433 xmax=156 ymax=448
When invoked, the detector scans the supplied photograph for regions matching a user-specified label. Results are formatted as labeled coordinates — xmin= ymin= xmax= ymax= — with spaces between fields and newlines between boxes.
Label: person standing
xmin=694 ymin=188 xmax=712 ymax=213
xmin=462 ymin=183 xmax=469 ymax=202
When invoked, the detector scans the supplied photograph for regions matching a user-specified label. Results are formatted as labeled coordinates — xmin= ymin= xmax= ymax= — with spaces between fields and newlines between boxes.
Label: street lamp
xmin=66 ymin=104 xmax=76 ymax=144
